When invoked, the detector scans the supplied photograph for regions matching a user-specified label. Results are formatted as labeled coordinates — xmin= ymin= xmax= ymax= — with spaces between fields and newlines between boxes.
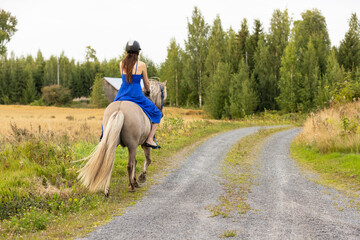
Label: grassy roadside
xmin=290 ymin=144 xmax=360 ymax=196
xmin=207 ymin=126 xmax=292 ymax=218
xmin=289 ymin=101 xmax=360 ymax=206
xmin=0 ymin=114 xmax=297 ymax=240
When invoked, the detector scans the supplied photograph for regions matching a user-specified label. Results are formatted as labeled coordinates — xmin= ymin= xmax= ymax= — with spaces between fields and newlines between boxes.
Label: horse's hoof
xmin=104 ymin=190 xmax=110 ymax=198
xmin=138 ymin=173 xmax=146 ymax=183
xmin=128 ymin=186 xmax=136 ymax=192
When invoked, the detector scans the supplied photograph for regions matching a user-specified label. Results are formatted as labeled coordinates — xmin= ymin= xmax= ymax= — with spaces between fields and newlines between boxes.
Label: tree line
xmin=160 ymin=7 xmax=360 ymax=118
xmin=1 ymin=7 xmax=360 ymax=118
xmin=0 ymin=47 xmax=158 ymax=105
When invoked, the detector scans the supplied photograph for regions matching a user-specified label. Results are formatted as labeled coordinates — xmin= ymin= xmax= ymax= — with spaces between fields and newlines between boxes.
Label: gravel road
xmin=237 ymin=128 xmax=360 ymax=239
xmin=81 ymin=127 xmax=360 ymax=240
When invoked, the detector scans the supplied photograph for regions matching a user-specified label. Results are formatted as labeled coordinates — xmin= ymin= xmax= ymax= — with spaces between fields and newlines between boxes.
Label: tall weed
xmin=297 ymin=100 xmax=360 ymax=153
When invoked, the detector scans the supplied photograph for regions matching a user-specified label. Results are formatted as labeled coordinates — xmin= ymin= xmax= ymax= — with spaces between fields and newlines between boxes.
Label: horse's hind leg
xmin=127 ymin=147 xmax=138 ymax=192
xmin=139 ymin=146 xmax=151 ymax=184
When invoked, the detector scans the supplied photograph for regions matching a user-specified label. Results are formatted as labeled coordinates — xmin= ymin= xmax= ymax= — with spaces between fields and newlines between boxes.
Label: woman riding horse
xmin=78 ymin=40 xmax=166 ymax=195
xmin=114 ymin=40 xmax=161 ymax=149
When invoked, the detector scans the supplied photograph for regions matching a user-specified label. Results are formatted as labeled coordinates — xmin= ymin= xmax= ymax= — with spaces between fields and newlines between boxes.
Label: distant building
xmin=103 ymin=77 xmax=121 ymax=102
xmin=103 ymin=77 xmax=144 ymax=102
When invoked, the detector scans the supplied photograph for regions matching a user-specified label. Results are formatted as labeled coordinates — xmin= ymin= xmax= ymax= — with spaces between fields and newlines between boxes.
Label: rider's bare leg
xmin=146 ymin=123 xmax=158 ymax=146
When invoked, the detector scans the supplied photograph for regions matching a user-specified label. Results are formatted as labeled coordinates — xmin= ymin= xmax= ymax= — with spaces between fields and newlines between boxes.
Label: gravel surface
xmin=80 ymin=127 xmax=264 ymax=239
xmin=238 ymin=128 xmax=360 ymax=239
xmin=80 ymin=127 xmax=360 ymax=240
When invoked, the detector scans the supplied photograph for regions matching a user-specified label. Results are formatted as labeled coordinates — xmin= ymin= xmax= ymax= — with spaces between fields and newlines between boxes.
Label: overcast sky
xmin=1 ymin=0 xmax=359 ymax=65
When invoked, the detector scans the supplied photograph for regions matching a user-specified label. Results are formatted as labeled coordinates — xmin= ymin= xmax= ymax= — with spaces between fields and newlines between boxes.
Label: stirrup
xmin=153 ymin=136 xmax=161 ymax=149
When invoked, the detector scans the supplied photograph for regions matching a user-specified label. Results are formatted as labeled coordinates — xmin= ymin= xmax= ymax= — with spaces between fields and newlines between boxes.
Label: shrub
xmin=90 ymin=73 xmax=109 ymax=108
xmin=41 ymin=85 xmax=72 ymax=106
xmin=30 ymin=99 xmax=44 ymax=106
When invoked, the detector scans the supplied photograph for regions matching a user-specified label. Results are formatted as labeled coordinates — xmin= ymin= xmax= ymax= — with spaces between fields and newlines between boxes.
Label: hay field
xmin=0 ymin=105 xmax=206 ymax=139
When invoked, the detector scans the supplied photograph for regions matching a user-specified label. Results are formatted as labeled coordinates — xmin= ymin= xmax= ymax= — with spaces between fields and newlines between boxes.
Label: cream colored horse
xmin=78 ymin=79 xmax=167 ymax=196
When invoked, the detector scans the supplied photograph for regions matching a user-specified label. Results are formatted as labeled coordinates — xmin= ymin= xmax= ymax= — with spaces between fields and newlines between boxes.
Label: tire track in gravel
xmin=237 ymin=128 xmax=360 ymax=239
xmin=80 ymin=126 xmax=269 ymax=240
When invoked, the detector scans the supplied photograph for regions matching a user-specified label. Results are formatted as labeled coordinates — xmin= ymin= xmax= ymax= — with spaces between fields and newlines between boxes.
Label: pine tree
xmin=353 ymin=67 xmax=360 ymax=99
xmin=185 ymin=6 xmax=209 ymax=107
xmin=277 ymin=41 xmax=301 ymax=112
xmin=224 ymin=27 xmax=238 ymax=73
xmin=253 ymin=35 xmax=276 ymax=110
xmin=1 ymin=53 xmax=15 ymax=103
xmin=79 ymin=61 xmax=97 ymax=97
xmin=236 ymin=19 xmax=250 ymax=69
xmin=70 ymin=62 xmax=82 ymax=98
xmin=230 ymin=59 xmax=258 ymax=118
xmin=301 ymin=38 xmax=320 ymax=111
xmin=59 ymin=51 xmax=72 ymax=88
xmin=267 ymin=9 xmax=291 ymax=105
xmin=246 ymin=19 xmax=263 ymax=72
xmin=0 ymin=57 xmax=5 ymax=102
xmin=23 ymin=63 xmax=37 ymax=104
xmin=205 ymin=62 xmax=230 ymax=119
xmin=33 ymin=50 xmax=45 ymax=95
xmin=102 ymin=58 xmax=121 ymax=78
xmin=326 ymin=49 xmax=343 ymax=89
xmin=179 ymin=50 xmax=193 ymax=106
xmin=205 ymin=15 xmax=225 ymax=79
xmin=338 ymin=13 xmax=360 ymax=72
xmin=10 ymin=57 xmax=27 ymax=103
xmin=44 ymin=55 xmax=58 ymax=86
xmin=315 ymin=77 xmax=330 ymax=108
xmin=160 ymin=38 xmax=183 ymax=106
xmin=90 ymin=73 xmax=109 ymax=108
xmin=313 ymin=48 xmax=343 ymax=108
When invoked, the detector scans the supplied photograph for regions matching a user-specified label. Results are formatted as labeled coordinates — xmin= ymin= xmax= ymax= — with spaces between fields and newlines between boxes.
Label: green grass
xmin=291 ymin=143 xmax=360 ymax=193
xmin=207 ymin=126 xmax=292 ymax=218
xmin=220 ymin=229 xmax=237 ymax=238
xmin=0 ymin=114 xmax=299 ymax=239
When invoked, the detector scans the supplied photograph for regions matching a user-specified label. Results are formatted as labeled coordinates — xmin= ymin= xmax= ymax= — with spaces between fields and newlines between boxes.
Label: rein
xmin=158 ymin=82 xmax=164 ymax=112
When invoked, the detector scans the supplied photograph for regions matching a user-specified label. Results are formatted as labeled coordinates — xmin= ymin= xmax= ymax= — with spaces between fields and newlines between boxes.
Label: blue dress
xmin=114 ymin=61 xmax=161 ymax=124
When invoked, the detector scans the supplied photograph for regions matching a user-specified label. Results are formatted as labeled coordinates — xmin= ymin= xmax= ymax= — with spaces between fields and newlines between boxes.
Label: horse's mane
xmin=149 ymin=79 xmax=161 ymax=97
xmin=148 ymin=79 xmax=167 ymax=113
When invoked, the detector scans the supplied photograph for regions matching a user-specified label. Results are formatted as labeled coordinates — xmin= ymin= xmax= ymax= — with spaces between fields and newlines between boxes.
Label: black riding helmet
xmin=126 ymin=40 xmax=141 ymax=53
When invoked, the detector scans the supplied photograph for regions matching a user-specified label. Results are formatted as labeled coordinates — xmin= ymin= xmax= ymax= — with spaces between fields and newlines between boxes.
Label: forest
xmin=1 ymin=7 xmax=360 ymax=119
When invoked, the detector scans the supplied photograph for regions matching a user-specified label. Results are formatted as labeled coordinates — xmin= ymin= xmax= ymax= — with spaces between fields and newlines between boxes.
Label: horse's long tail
xmin=78 ymin=111 xmax=124 ymax=194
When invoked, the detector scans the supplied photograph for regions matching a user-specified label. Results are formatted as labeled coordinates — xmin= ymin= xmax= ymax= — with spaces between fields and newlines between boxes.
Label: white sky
xmin=1 ymin=0 xmax=359 ymax=65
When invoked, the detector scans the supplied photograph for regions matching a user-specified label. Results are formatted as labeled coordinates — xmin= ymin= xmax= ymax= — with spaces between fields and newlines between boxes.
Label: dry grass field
xmin=0 ymin=105 xmax=206 ymax=140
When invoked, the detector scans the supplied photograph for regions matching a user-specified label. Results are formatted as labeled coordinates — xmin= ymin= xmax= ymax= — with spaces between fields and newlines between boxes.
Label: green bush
xmin=30 ymin=99 xmax=44 ymax=106
xmin=90 ymin=73 xmax=109 ymax=108
xmin=41 ymin=85 xmax=72 ymax=106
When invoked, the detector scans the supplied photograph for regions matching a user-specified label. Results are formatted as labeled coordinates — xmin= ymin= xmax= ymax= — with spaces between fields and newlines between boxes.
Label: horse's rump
xmin=103 ymin=101 xmax=151 ymax=147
